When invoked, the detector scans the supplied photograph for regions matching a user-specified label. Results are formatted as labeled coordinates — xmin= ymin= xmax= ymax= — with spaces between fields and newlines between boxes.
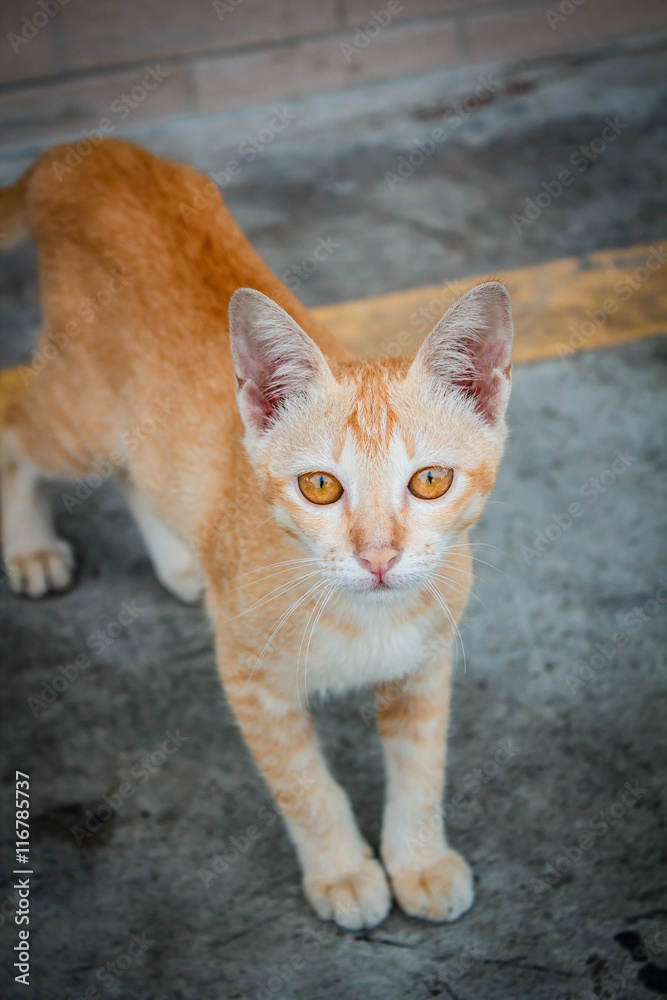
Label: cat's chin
xmin=337 ymin=579 xmax=413 ymax=604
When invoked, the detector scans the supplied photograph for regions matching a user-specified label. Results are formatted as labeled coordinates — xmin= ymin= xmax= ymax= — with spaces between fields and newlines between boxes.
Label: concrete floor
xmin=1 ymin=35 xmax=666 ymax=1000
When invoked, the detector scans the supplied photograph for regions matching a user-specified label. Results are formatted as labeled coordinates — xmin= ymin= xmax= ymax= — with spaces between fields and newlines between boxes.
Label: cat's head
xmin=229 ymin=283 xmax=512 ymax=602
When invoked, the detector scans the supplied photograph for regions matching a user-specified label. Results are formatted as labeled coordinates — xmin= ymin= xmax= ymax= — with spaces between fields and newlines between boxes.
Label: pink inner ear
xmin=475 ymin=334 xmax=512 ymax=376
xmin=235 ymin=346 xmax=267 ymax=393
xmin=230 ymin=289 xmax=331 ymax=434
xmin=453 ymin=365 xmax=502 ymax=420
xmin=235 ymin=342 xmax=298 ymax=415
xmin=447 ymin=298 xmax=512 ymax=421
xmin=242 ymin=380 xmax=276 ymax=429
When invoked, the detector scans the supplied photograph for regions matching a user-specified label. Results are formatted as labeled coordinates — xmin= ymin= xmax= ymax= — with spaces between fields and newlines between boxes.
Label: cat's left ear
xmin=229 ymin=288 xmax=333 ymax=433
xmin=411 ymin=281 xmax=513 ymax=424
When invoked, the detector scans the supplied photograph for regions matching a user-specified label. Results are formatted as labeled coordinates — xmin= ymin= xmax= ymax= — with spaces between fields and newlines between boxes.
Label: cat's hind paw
xmin=5 ymin=540 xmax=75 ymax=598
xmin=391 ymin=850 xmax=474 ymax=923
xmin=305 ymin=858 xmax=391 ymax=930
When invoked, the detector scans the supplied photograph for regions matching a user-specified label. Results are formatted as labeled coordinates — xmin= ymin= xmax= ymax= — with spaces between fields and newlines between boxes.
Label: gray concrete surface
xmin=1 ymin=33 xmax=666 ymax=1000
xmin=1 ymin=336 xmax=666 ymax=1000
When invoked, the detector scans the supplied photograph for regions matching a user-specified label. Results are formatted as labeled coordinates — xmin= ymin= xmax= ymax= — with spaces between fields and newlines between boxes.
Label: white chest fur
xmin=291 ymin=600 xmax=449 ymax=696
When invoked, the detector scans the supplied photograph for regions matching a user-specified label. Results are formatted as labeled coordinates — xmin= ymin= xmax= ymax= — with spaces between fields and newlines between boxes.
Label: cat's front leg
xmin=222 ymin=662 xmax=391 ymax=930
xmin=376 ymin=659 xmax=474 ymax=923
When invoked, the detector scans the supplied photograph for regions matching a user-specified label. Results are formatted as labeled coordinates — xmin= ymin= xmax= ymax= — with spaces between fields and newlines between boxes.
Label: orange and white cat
xmin=0 ymin=139 xmax=512 ymax=929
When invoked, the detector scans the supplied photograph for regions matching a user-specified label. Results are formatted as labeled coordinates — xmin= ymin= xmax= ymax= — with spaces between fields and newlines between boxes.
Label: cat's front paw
xmin=304 ymin=858 xmax=391 ymax=930
xmin=158 ymin=561 xmax=204 ymax=604
xmin=390 ymin=850 xmax=474 ymax=923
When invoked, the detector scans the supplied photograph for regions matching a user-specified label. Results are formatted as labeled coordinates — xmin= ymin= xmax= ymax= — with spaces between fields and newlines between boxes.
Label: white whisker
xmin=467 ymin=554 xmax=511 ymax=581
xmin=248 ymin=580 xmax=328 ymax=691
xmin=466 ymin=543 xmax=507 ymax=557
xmin=425 ymin=580 xmax=467 ymax=676
xmin=233 ymin=559 xmax=320 ymax=593
xmin=303 ymin=585 xmax=335 ymax=707
xmin=446 ymin=542 xmax=510 ymax=580
xmin=431 ymin=573 xmax=484 ymax=608
xmin=232 ymin=557 xmax=318 ymax=582
xmin=296 ymin=584 xmax=332 ymax=709
xmin=449 ymin=540 xmax=505 ymax=555
xmin=222 ymin=570 xmax=322 ymax=626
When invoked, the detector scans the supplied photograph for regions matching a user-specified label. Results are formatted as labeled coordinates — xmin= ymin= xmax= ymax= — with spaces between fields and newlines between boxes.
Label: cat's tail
xmin=0 ymin=167 xmax=34 ymax=250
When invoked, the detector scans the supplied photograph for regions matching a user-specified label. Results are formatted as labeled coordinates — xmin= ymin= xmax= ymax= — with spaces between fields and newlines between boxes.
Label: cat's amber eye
xmin=298 ymin=471 xmax=344 ymax=505
xmin=408 ymin=466 xmax=454 ymax=500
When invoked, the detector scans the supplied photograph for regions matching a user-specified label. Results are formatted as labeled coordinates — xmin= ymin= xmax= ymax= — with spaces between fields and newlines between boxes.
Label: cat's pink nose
xmin=355 ymin=547 xmax=401 ymax=581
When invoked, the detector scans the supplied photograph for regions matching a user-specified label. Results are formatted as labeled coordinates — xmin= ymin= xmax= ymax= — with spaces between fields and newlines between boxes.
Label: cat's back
xmin=28 ymin=138 xmax=235 ymax=306
xmin=24 ymin=137 xmax=347 ymax=362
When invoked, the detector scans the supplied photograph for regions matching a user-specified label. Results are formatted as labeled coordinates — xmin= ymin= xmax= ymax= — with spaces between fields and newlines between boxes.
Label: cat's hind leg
xmin=1 ymin=355 xmax=116 ymax=597
xmin=118 ymin=471 xmax=203 ymax=604
xmin=1 ymin=425 xmax=75 ymax=597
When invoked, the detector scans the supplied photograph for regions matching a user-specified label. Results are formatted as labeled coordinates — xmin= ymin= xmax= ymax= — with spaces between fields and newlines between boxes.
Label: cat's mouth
xmin=339 ymin=574 xmax=407 ymax=600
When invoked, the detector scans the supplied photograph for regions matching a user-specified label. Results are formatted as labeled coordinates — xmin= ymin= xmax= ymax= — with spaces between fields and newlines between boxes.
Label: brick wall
xmin=0 ymin=0 xmax=665 ymax=145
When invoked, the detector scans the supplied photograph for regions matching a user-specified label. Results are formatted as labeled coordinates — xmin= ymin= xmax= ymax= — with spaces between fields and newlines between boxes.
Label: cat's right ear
xmin=229 ymin=289 xmax=333 ymax=433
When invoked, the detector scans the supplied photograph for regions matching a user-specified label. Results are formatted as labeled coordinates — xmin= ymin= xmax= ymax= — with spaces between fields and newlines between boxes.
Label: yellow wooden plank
xmin=1 ymin=242 xmax=665 ymax=432
xmin=0 ymin=367 xmax=25 ymax=428
xmin=312 ymin=241 xmax=667 ymax=362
